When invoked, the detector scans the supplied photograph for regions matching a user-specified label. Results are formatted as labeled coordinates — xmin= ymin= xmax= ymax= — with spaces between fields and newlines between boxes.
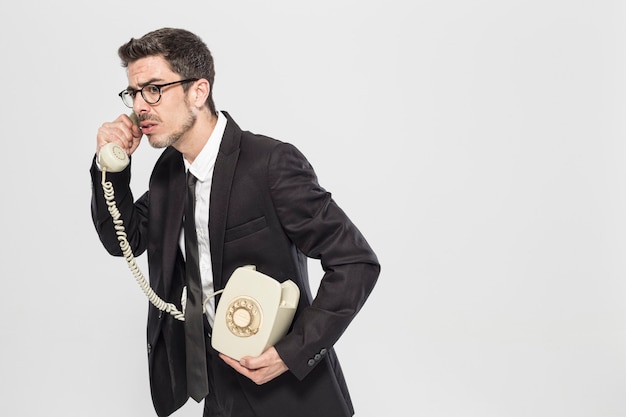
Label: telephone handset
xmin=98 ymin=143 xmax=129 ymax=172
xmin=99 ymin=113 xmax=300 ymax=358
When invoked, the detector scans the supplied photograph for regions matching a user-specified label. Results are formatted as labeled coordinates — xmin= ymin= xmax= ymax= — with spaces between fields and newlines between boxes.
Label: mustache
xmin=138 ymin=114 xmax=162 ymax=123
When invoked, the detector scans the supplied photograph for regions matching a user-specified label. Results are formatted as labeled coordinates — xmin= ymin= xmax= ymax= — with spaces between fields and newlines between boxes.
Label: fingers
xmin=96 ymin=114 xmax=143 ymax=155
xmin=235 ymin=348 xmax=274 ymax=371
xmin=128 ymin=130 xmax=142 ymax=155
xmin=218 ymin=348 xmax=288 ymax=385
xmin=219 ymin=353 xmax=247 ymax=371
xmin=219 ymin=353 xmax=258 ymax=381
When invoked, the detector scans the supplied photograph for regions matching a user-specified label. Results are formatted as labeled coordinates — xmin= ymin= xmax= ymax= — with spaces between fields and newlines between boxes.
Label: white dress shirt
xmin=180 ymin=111 xmax=227 ymax=327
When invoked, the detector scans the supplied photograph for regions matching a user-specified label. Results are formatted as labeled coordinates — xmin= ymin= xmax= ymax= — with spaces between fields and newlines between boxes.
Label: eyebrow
xmin=127 ymin=78 xmax=164 ymax=90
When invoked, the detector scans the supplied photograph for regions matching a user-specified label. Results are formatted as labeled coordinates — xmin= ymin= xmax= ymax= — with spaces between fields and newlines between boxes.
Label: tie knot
xmin=187 ymin=171 xmax=198 ymax=187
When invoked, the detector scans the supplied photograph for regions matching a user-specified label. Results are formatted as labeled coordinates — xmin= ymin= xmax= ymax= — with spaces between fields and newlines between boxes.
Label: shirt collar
xmin=183 ymin=111 xmax=226 ymax=181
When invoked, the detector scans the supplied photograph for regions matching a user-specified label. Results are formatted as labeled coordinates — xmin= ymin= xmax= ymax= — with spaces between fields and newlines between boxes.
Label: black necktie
xmin=184 ymin=171 xmax=209 ymax=402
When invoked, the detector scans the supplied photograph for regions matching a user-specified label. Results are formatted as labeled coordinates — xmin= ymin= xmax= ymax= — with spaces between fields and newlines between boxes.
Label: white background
xmin=1 ymin=1 xmax=625 ymax=416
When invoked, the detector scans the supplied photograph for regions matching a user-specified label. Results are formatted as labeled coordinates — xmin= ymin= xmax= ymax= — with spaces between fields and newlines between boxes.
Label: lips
xmin=140 ymin=122 xmax=157 ymax=134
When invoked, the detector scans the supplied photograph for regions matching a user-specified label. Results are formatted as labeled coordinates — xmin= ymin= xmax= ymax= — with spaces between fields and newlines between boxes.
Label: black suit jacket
xmin=91 ymin=112 xmax=380 ymax=417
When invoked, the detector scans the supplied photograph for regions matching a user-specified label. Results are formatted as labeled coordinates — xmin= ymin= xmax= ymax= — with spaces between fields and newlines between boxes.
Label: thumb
xmin=239 ymin=355 xmax=262 ymax=370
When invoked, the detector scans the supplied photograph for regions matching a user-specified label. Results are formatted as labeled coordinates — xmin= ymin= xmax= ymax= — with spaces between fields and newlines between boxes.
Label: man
xmin=90 ymin=27 xmax=380 ymax=417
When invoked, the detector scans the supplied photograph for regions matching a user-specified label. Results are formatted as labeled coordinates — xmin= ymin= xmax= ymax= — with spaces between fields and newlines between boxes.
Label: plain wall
xmin=1 ymin=1 xmax=625 ymax=416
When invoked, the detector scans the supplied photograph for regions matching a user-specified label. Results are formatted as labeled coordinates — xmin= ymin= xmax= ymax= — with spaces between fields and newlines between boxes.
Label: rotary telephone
xmin=98 ymin=113 xmax=300 ymax=359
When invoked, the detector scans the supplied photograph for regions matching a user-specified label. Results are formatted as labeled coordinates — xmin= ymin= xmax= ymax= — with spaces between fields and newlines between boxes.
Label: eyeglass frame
xmin=118 ymin=78 xmax=199 ymax=108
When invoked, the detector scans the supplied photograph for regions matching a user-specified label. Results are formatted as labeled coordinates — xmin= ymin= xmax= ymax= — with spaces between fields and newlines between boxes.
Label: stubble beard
xmin=148 ymin=109 xmax=196 ymax=149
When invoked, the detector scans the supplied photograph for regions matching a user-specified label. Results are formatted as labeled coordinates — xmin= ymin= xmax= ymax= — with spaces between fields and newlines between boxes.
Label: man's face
xmin=127 ymin=55 xmax=196 ymax=149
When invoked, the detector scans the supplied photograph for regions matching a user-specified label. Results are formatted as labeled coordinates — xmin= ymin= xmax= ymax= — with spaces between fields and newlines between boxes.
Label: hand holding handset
xmin=98 ymin=112 xmax=138 ymax=173
xmin=98 ymin=113 xmax=300 ymax=358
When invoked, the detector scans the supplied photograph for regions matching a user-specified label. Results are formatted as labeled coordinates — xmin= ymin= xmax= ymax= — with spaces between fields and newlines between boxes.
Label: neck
xmin=176 ymin=111 xmax=218 ymax=165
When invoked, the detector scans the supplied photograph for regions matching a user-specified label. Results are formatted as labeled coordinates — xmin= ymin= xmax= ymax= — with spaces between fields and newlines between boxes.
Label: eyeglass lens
xmin=121 ymin=85 xmax=161 ymax=107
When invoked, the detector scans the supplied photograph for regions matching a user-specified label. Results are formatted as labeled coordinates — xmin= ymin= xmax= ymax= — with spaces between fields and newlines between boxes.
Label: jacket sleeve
xmin=90 ymin=155 xmax=149 ymax=257
xmin=269 ymin=143 xmax=381 ymax=380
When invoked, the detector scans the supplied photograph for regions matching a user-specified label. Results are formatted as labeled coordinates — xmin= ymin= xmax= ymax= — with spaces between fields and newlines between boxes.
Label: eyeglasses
xmin=118 ymin=78 xmax=199 ymax=108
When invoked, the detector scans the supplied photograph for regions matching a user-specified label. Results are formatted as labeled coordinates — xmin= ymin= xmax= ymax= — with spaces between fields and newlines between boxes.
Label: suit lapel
xmin=209 ymin=114 xmax=241 ymax=290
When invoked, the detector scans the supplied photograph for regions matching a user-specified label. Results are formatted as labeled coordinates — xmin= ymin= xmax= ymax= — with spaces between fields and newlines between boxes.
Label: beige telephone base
xmin=212 ymin=265 xmax=299 ymax=360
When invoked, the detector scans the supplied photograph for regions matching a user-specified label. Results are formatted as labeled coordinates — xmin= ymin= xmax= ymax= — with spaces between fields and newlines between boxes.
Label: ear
xmin=191 ymin=78 xmax=210 ymax=108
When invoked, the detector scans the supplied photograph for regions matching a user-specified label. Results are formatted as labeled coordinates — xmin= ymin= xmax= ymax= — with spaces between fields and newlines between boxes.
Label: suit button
xmin=320 ymin=348 xmax=327 ymax=355
xmin=314 ymin=354 xmax=321 ymax=361
xmin=147 ymin=343 xmax=152 ymax=355
xmin=307 ymin=359 xmax=316 ymax=367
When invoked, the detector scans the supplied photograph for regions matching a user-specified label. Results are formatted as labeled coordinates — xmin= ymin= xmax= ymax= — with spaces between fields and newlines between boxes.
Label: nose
xmin=132 ymin=92 xmax=151 ymax=115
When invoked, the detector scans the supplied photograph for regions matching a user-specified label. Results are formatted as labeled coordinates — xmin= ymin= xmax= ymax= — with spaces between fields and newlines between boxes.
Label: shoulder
xmin=221 ymin=112 xmax=312 ymax=173
xmin=150 ymin=147 xmax=183 ymax=184
xmin=240 ymin=130 xmax=283 ymax=154
xmin=222 ymin=111 xmax=294 ymax=155
xmin=153 ymin=147 xmax=183 ymax=169
xmin=239 ymin=131 xmax=313 ymax=176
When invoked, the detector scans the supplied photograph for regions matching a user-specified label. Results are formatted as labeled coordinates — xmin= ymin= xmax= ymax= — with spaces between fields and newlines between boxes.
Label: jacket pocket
xmin=224 ymin=216 xmax=268 ymax=243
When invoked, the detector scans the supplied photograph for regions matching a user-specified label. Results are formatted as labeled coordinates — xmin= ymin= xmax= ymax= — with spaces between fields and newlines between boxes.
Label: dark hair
xmin=118 ymin=28 xmax=216 ymax=115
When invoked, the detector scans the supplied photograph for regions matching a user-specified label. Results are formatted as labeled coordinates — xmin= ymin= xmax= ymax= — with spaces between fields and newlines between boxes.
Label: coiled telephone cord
xmin=101 ymin=169 xmax=186 ymax=321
